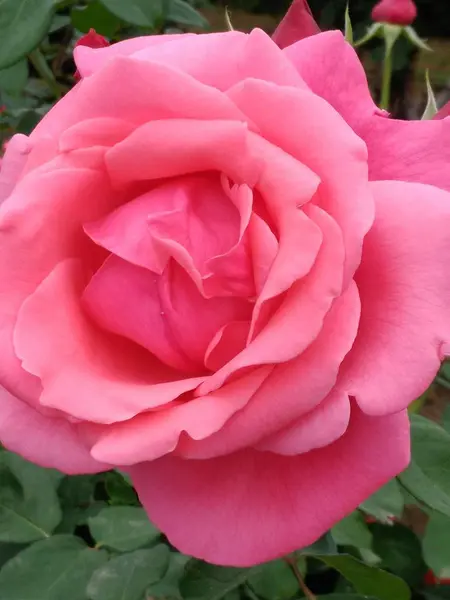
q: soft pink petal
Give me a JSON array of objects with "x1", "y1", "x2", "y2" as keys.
[
  {"x1": 130, "y1": 29, "x2": 305, "y2": 91},
  {"x1": 88, "y1": 366, "x2": 272, "y2": 464},
  {"x1": 33, "y1": 56, "x2": 249, "y2": 141},
  {"x1": 179, "y1": 280, "x2": 360, "y2": 459},
  {"x1": 0, "y1": 166, "x2": 115, "y2": 403},
  {"x1": 198, "y1": 204, "x2": 344, "y2": 396},
  {"x1": 257, "y1": 388, "x2": 350, "y2": 455},
  {"x1": 0, "y1": 134, "x2": 32, "y2": 203},
  {"x1": 0, "y1": 386, "x2": 108, "y2": 474},
  {"x1": 83, "y1": 257, "x2": 252, "y2": 370},
  {"x1": 272, "y1": 0, "x2": 320, "y2": 49},
  {"x1": 228, "y1": 78, "x2": 374, "y2": 284},
  {"x1": 205, "y1": 321, "x2": 250, "y2": 371},
  {"x1": 435, "y1": 101, "x2": 450, "y2": 120},
  {"x1": 130, "y1": 405, "x2": 410, "y2": 566},
  {"x1": 105, "y1": 119, "x2": 260, "y2": 188},
  {"x1": 14, "y1": 259, "x2": 204, "y2": 423},
  {"x1": 86, "y1": 174, "x2": 254, "y2": 298},
  {"x1": 339, "y1": 180, "x2": 450, "y2": 415},
  {"x1": 359, "y1": 116, "x2": 450, "y2": 191},
  {"x1": 248, "y1": 213, "x2": 279, "y2": 295},
  {"x1": 74, "y1": 34, "x2": 191, "y2": 77},
  {"x1": 59, "y1": 117, "x2": 136, "y2": 152},
  {"x1": 284, "y1": 31, "x2": 380, "y2": 129},
  {"x1": 284, "y1": 31, "x2": 450, "y2": 191}
]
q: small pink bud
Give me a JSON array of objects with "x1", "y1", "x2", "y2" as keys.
[{"x1": 371, "y1": 0, "x2": 417, "y2": 26}]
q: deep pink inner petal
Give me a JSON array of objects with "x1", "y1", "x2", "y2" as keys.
[
  {"x1": 83, "y1": 256, "x2": 253, "y2": 371},
  {"x1": 86, "y1": 173, "x2": 256, "y2": 299}
]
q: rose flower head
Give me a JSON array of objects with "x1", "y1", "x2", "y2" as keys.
[{"x1": 0, "y1": 27, "x2": 450, "y2": 567}]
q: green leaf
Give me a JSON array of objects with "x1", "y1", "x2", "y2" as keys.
[
  {"x1": 398, "y1": 415, "x2": 450, "y2": 517},
  {"x1": 403, "y1": 26, "x2": 432, "y2": 52},
  {"x1": 71, "y1": 2, "x2": 121, "y2": 37},
  {"x1": 0, "y1": 543, "x2": 27, "y2": 568},
  {"x1": 332, "y1": 511, "x2": 372, "y2": 549},
  {"x1": 424, "y1": 588, "x2": 450, "y2": 600},
  {"x1": 422, "y1": 70, "x2": 438, "y2": 120},
  {"x1": 147, "y1": 552, "x2": 191, "y2": 600},
  {"x1": 318, "y1": 596, "x2": 379, "y2": 599},
  {"x1": 299, "y1": 532, "x2": 338, "y2": 556},
  {"x1": 104, "y1": 470, "x2": 139, "y2": 506},
  {"x1": 58, "y1": 474, "x2": 99, "y2": 508},
  {"x1": 0, "y1": 0, "x2": 54, "y2": 70},
  {"x1": 354, "y1": 23, "x2": 382, "y2": 48},
  {"x1": 0, "y1": 535, "x2": 108, "y2": 600},
  {"x1": 48, "y1": 14, "x2": 71, "y2": 33},
  {"x1": 312, "y1": 555, "x2": 411, "y2": 600},
  {"x1": 88, "y1": 506, "x2": 160, "y2": 551},
  {"x1": 87, "y1": 544, "x2": 170, "y2": 600},
  {"x1": 0, "y1": 60, "x2": 28, "y2": 95},
  {"x1": 370, "y1": 523, "x2": 426, "y2": 585},
  {"x1": 442, "y1": 404, "x2": 450, "y2": 435},
  {"x1": 0, "y1": 452, "x2": 62, "y2": 542},
  {"x1": 98, "y1": 0, "x2": 162, "y2": 27},
  {"x1": 360, "y1": 478, "x2": 404, "y2": 523},
  {"x1": 181, "y1": 562, "x2": 258, "y2": 600},
  {"x1": 167, "y1": 0, "x2": 208, "y2": 28},
  {"x1": 344, "y1": 4, "x2": 353, "y2": 45},
  {"x1": 247, "y1": 559, "x2": 299, "y2": 600},
  {"x1": 423, "y1": 512, "x2": 450, "y2": 576}
]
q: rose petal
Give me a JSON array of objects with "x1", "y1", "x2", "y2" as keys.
[
  {"x1": 0, "y1": 166, "x2": 115, "y2": 403},
  {"x1": 228, "y1": 78, "x2": 374, "y2": 284},
  {"x1": 105, "y1": 119, "x2": 260, "y2": 189},
  {"x1": 129, "y1": 405, "x2": 410, "y2": 566},
  {"x1": 0, "y1": 385, "x2": 108, "y2": 474},
  {"x1": 284, "y1": 31, "x2": 450, "y2": 192},
  {"x1": 33, "y1": 56, "x2": 249, "y2": 141},
  {"x1": 178, "y1": 280, "x2": 359, "y2": 459},
  {"x1": 88, "y1": 366, "x2": 272, "y2": 464},
  {"x1": 130, "y1": 29, "x2": 305, "y2": 90},
  {"x1": 0, "y1": 134, "x2": 32, "y2": 203},
  {"x1": 83, "y1": 257, "x2": 252, "y2": 370},
  {"x1": 339, "y1": 180, "x2": 450, "y2": 415},
  {"x1": 272, "y1": 0, "x2": 320, "y2": 49},
  {"x1": 14, "y1": 259, "x2": 204, "y2": 423},
  {"x1": 198, "y1": 204, "x2": 344, "y2": 396},
  {"x1": 256, "y1": 388, "x2": 350, "y2": 454},
  {"x1": 74, "y1": 34, "x2": 191, "y2": 77}
]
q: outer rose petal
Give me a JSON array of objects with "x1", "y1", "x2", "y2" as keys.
[
  {"x1": 256, "y1": 388, "x2": 350, "y2": 455},
  {"x1": 435, "y1": 101, "x2": 450, "y2": 120},
  {"x1": 272, "y1": 0, "x2": 320, "y2": 49},
  {"x1": 0, "y1": 166, "x2": 115, "y2": 403},
  {"x1": 0, "y1": 134, "x2": 32, "y2": 203},
  {"x1": 14, "y1": 260, "x2": 205, "y2": 423},
  {"x1": 177, "y1": 280, "x2": 360, "y2": 459},
  {"x1": 130, "y1": 405, "x2": 410, "y2": 566},
  {"x1": 129, "y1": 29, "x2": 306, "y2": 91},
  {"x1": 339, "y1": 180, "x2": 450, "y2": 415},
  {"x1": 285, "y1": 31, "x2": 450, "y2": 191},
  {"x1": 33, "y1": 57, "x2": 248, "y2": 141},
  {"x1": 228, "y1": 78, "x2": 373, "y2": 284},
  {"x1": 0, "y1": 386, "x2": 108, "y2": 474}
]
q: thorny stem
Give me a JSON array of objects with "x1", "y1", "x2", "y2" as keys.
[{"x1": 284, "y1": 556, "x2": 316, "y2": 600}]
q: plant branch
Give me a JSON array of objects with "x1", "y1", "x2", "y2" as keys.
[{"x1": 284, "y1": 556, "x2": 316, "y2": 600}]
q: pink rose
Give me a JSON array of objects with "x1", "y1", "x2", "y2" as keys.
[{"x1": 1, "y1": 28, "x2": 450, "y2": 567}]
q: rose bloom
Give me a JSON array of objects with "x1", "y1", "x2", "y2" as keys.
[{"x1": 0, "y1": 26, "x2": 450, "y2": 567}]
